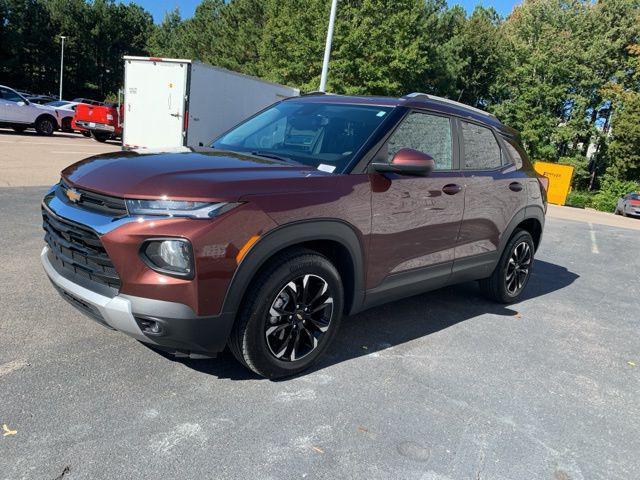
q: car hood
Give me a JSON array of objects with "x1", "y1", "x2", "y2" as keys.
[{"x1": 61, "y1": 148, "x2": 331, "y2": 201}]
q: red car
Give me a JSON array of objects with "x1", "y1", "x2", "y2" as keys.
[
  {"x1": 73, "y1": 102, "x2": 123, "y2": 142},
  {"x1": 41, "y1": 93, "x2": 547, "y2": 378}
]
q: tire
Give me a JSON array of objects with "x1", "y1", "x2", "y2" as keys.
[
  {"x1": 92, "y1": 131, "x2": 110, "y2": 143},
  {"x1": 614, "y1": 208, "x2": 620, "y2": 215},
  {"x1": 228, "y1": 248, "x2": 344, "y2": 379},
  {"x1": 61, "y1": 118, "x2": 73, "y2": 132},
  {"x1": 35, "y1": 116, "x2": 55, "y2": 136},
  {"x1": 12, "y1": 126, "x2": 27, "y2": 133},
  {"x1": 81, "y1": 131, "x2": 91, "y2": 137},
  {"x1": 480, "y1": 229, "x2": 535, "y2": 304}
]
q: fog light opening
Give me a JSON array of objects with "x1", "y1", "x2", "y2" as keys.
[{"x1": 136, "y1": 317, "x2": 164, "y2": 335}]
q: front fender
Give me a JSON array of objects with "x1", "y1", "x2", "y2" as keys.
[{"x1": 220, "y1": 219, "x2": 366, "y2": 318}]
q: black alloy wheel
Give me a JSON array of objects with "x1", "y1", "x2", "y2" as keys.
[
  {"x1": 265, "y1": 274, "x2": 334, "y2": 362},
  {"x1": 36, "y1": 117, "x2": 55, "y2": 136},
  {"x1": 228, "y1": 248, "x2": 344, "y2": 379},
  {"x1": 504, "y1": 240, "x2": 532, "y2": 296},
  {"x1": 480, "y1": 229, "x2": 535, "y2": 303}
]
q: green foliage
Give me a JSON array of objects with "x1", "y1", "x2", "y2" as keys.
[
  {"x1": 560, "y1": 154, "x2": 591, "y2": 191},
  {"x1": 606, "y1": 91, "x2": 640, "y2": 182},
  {"x1": 591, "y1": 175, "x2": 640, "y2": 212},
  {"x1": 565, "y1": 189, "x2": 594, "y2": 208},
  {"x1": 0, "y1": 0, "x2": 152, "y2": 98},
  {"x1": 1, "y1": 0, "x2": 640, "y2": 198}
]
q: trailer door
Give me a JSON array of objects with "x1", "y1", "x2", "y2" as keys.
[{"x1": 124, "y1": 59, "x2": 188, "y2": 149}]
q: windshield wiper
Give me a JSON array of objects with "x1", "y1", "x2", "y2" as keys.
[{"x1": 250, "y1": 151, "x2": 302, "y2": 165}]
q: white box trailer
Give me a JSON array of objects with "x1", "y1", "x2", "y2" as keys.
[{"x1": 122, "y1": 56, "x2": 299, "y2": 149}]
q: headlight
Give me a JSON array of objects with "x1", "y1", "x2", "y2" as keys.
[
  {"x1": 141, "y1": 239, "x2": 193, "y2": 277},
  {"x1": 126, "y1": 199, "x2": 239, "y2": 219}
]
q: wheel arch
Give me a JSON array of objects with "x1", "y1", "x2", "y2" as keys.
[
  {"x1": 35, "y1": 113, "x2": 58, "y2": 129},
  {"x1": 500, "y1": 205, "x2": 545, "y2": 254},
  {"x1": 221, "y1": 219, "x2": 366, "y2": 319}
]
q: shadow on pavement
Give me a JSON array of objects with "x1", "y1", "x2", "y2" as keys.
[{"x1": 162, "y1": 259, "x2": 579, "y2": 381}]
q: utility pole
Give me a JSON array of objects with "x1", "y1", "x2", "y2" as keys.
[
  {"x1": 59, "y1": 36, "x2": 66, "y2": 101},
  {"x1": 319, "y1": 0, "x2": 338, "y2": 92}
]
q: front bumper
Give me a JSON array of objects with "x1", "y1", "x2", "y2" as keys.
[
  {"x1": 41, "y1": 246, "x2": 234, "y2": 355},
  {"x1": 624, "y1": 206, "x2": 640, "y2": 216}
]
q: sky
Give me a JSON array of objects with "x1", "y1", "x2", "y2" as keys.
[{"x1": 135, "y1": 0, "x2": 520, "y2": 24}]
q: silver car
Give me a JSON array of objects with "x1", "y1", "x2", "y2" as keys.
[{"x1": 615, "y1": 192, "x2": 640, "y2": 217}]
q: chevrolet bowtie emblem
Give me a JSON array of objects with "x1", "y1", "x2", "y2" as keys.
[{"x1": 66, "y1": 188, "x2": 81, "y2": 203}]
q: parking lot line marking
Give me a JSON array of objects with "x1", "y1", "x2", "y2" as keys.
[
  {"x1": 0, "y1": 359, "x2": 29, "y2": 378},
  {"x1": 589, "y1": 222, "x2": 599, "y2": 254}
]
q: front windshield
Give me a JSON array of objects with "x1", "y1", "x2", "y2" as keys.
[
  {"x1": 46, "y1": 101, "x2": 69, "y2": 107},
  {"x1": 212, "y1": 101, "x2": 393, "y2": 172}
]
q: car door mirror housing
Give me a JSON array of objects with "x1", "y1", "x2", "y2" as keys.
[
  {"x1": 17, "y1": 101, "x2": 25, "y2": 106},
  {"x1": 371, "y1": 148, "x2": 435, "y2": 177}
]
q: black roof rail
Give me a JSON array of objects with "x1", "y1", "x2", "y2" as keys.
[{"x1": 402, "y1": 92, "x2": 496, "y2": 119}]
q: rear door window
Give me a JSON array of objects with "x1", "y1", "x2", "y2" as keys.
[
  {"x1": 385, "y1": 112, "x2": 453, "y2": 170},
  {"x1": 461, "y1": 121, "x2": 502, "y2": 170}
]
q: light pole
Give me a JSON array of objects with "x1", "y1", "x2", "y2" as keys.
[
  {"x1": 59, "y1": 36, "x2": 66, "y2": 100},
  {"x1": 319, "y1": 0, "x2": 338, "y2": 92}
]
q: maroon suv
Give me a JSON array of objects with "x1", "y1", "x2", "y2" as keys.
[{"x1": 41, "y1": 92, "x2": 547, "y2": 378}]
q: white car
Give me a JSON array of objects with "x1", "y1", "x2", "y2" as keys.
[
  {"x1": 615, "y1": 192, "x2": 640, "y2": 218},
  {"x1": 0, "y1": 85, "x2": 74, "y2": 135}
]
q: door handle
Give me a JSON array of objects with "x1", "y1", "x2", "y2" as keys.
[
  {"x1": 509, "y1": 182, "x2": 523, "y2": 192},
  {"x1": 442, "y1": 184, "x2": 463, "y2": 195}
]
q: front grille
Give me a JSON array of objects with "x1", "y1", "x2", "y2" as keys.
[
  {"x1": 60, "y1": 181, "x2": 127, "y2": 216},
  {"x1": 42, "y1": 206, "x2": 121, "y2": 290}
]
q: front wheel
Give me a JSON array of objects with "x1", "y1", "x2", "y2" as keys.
[
  {"x1": 228, "y1": 248, "x2": 344, "y2": 379},
  {"x1": 35, "y1": 116, "x2": 55, "y2": 136},
  {"x1": 480, "y1": 229, "x2": 535, "y2": 303}
]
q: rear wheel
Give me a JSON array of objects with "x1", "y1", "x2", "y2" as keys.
[
  {"x1": 228, "y1": 248, "x2": 343, "y2": 379},
  {"x1": 480, "y1": 229, "x2": 534, "y2": 303},
  {"x1": 35, "y1": 116, "x2": 55, "y2": 136},
  {"x1": 92, "y1": 131, "x2": 110, "y2": 143},
  {"x1": 61, "y1": 118, "x2": 73, "y2": 132}
]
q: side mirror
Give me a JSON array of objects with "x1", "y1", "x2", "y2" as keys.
[
  {"x1": 16, "y1": 101, "x2": 25, "y2": 106},
  {"x1": 371, "y1": 148, "x2": 435, "y2": 177}
]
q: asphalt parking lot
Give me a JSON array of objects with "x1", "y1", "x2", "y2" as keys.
[{"x1": 1, "y1": 132, "x2": 639, "y2": 479}]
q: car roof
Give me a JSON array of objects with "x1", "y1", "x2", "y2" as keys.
[{"x1": 286, "y1": 92, "x2": 513, "y2": 134}]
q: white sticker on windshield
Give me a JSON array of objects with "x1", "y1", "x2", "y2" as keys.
[
  {"x1": 317, "y1": 164, "x2": 336, "y2": 173},
  {"x1": 377, "y1": 111, "x2": 387, "y2": 117}
]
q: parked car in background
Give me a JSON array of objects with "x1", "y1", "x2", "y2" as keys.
[
  {"x1": 0, "y1": 85, "x2": 72, "y2": 135},
  {"x1": 71, "y1": 97, "x2": 104, "y2": 106},
  {"x1": 67, "y1": 99, "x2": 105, "y2": 136},
  {"x1": 615, "y1": 192, "x2": 640, "y2": 217},
  {"x1": 40, "y1": 92, "x2": 547, "y2": 378},
  {"x1": 26, "y1": 94, "x2": 57, "y2": 105},
  {"x1": 73, "y1": 102, "x2": 123, "y2": 142}
]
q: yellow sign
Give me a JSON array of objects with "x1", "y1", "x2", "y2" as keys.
[{"x1": 533, "y1": 161, "x2": 575, "y2": 206}]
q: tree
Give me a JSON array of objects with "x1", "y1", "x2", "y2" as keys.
[
  {"x1": 449, "y1": 6, "x2": 508, "y2": 108},
  {"x1": 147, "y1": 9, "x2": 187, "y2": 59},
  {"x1": 606, "y1": 90, "x2": 640, "y2": 181}
]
